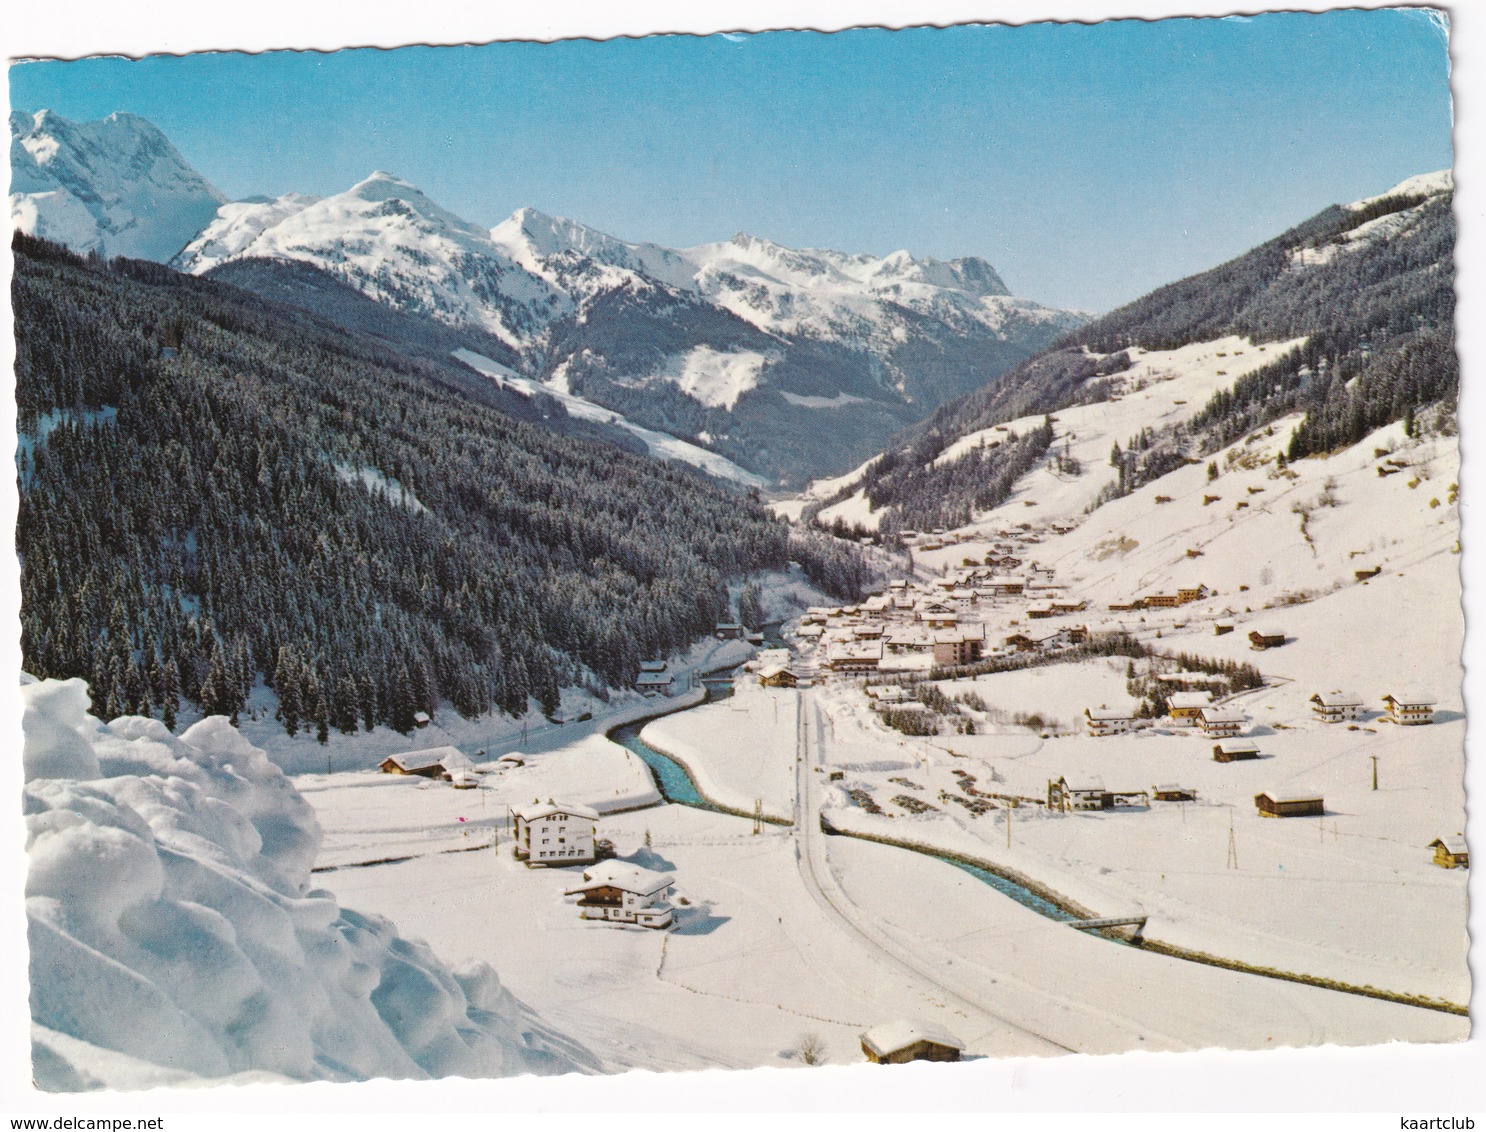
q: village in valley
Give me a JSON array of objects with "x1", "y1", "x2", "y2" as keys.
[
  {"x1": 11, "y1": 10, "x2": 1469, "y2": 1097},
  {"x1": 299, "y1": 333, "x2": 1467, "y2": 1069}
]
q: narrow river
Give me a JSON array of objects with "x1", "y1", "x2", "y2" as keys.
[{"x1": 608, "y1": 669, "x2": 1102, "y2": 932}]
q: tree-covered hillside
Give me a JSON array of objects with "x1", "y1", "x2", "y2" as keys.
[
  {"x1": 840, "y1": 184, "x2": 1455, "y2": 530},
  {"x1": 14, "y1": 235, "x2": 873, "y2": 737}
]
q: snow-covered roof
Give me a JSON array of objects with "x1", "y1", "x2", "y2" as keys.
[
  {"x1": 757, "y1": 664, "x2": 797, "y2": 680},
  {"x1": 860, "y1": 1019, "x2": 965, "y2": 1057},
  {"x1": 1383, "y1": 692, "x2": 1437, "y2": 707},
  {"x1": 636, "y1": 671, "x2": 675, "y2": 687},
  {"x1": 1311, "y1": 690, "x2": 1363, "y2": 707},
  {"x1": 1200, "y1": 708, "x2": 1246, "y2": 724},
  {"x1": 1086, "y1": 705, "x2": 1136, "y2": 721},
  {"x1": 1429, "y1": 835, "x2": 1468, "y2": 855},
  {"x1": 638, "y1": 660, "x2": 668, "y2": 672},
  {"x1": 513, "y1": 799, "x2": 600, "y2": 823},
  {"x1": 383, "y1": 746, "x2": 469, "y2": 773},
  {"x1": 567, "y1": 860, "x2": 674, "y2": 897},
  {"x1": 1169, "y1": 691, "x2": 1214, "y2": 709},
  {"x1": 1216, "y1": 739, "x2": 1260, "y2": 753}
]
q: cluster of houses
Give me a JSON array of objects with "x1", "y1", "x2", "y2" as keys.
[
  {"x1": 792, "y1": 563, "x2": 1101, "y2": 680},
  {"x1": 1082, "y1": 685, "x2": 1435, "y2": 742},
  {"x1": 1309, "y1": 690, "x2": 1437, "y2": 726},
  {"x1": 635, "y1": 659, "x2": 677, "y2": 696},
  {"x1": 1083, "y1": 698, "x2": 1245, "y2": 739},
  {"x1": 510, "y1": 798, "x2": 677, "y2": 928}
]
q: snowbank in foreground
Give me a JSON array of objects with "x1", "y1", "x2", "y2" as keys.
[{"x1": 22, "y1": 677, "x2": 594, "y2": 1090}]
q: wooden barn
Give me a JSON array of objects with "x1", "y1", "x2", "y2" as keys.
[
  {"x1": 1255, "y1": 792, "x2": 1324, "y2": 818},
  {"x1": 1428, "y1": 836, "x2": 1469, "y2": 869},
  {"x1": 859, "y1": 1020, "x2": 965, "y2": 1065},
  {"x1": 1212, "y1": 739, "x2": 1261, "y2": 762},
  {"x1": 1152, "y1": 784, "x2": 1197, "y2": 802},
  {"x1": 379, "y1": 746, "x2": 472, "y2": 780},
  {"x1": 1248, "y1": 629, "x2": 1286, "y2": 650},
  {"x1": 758, "y1": 664, "x2": 799, "y2": 689}
]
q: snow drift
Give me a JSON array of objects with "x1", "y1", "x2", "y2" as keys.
[{"x1": 22, "y1": 676, "x2": 595, "y2": 1090}]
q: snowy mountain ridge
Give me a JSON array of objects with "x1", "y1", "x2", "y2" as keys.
[
  {"x1": 8, "y1": 110, "x2": 1085, "y2": 484},
  {"x1": 176, "y1": 171, "x2": 569, "y2": 347},
  {"x1": 10, "y1": 109, "x2": 227, "y2": 262}
]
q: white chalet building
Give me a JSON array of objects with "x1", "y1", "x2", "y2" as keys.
[
  {"x1": 564, "y1": 861, "x2": 675, "y2": 929},
  {"x1": 1382, "y1": 692, "x2": 1436, "y2": 726},
  {"x1": 1309, "y1": 690, "x2": 1364, "y2": 723},
  {"x1": 1198, "y1": 707, "x2": 1247, "y2": 738},
  {"x1": 1085, "y1": 705, "x2": 1139, "y2": 736},
  {"x1": 512, "y1": 799, "x2": 600, "y2": 865}
]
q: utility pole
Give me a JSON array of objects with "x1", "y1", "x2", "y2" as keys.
[
  {"x1": 753, "y1": 798, "x2": 764, "y2": 836},
  {"x1": 1005, "y1": 800, "x2": 1013, "y2": 848},
  {"x1": 1226, "y1": 806, "x2": 1239, "y2": 870},
  {"x1": 1371, "y1": 755, "x2": 1379, "y2": 791}
]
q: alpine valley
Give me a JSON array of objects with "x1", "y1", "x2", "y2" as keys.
[{"x1": 10, "y1": 99, "x2": 1466, "y2": 1094}]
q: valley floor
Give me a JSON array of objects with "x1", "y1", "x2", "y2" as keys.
[{"x1": 307, "y1": 678, "x2": 1466, "y2": 1075}]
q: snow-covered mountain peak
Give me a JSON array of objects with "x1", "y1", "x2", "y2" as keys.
[
  {"x1": 492, "y1": 205, "x2": 627, "y2": 261},
  {"x1": 336, "y1": 170, "x2": 489, "y2": 237},
  {"x1": 175, "y1": 172, "x2": 568, "y2": 346},
  {"x1": 867, "y1": 250, "x2": 1010, "y2": 298},
  {"x1": 11, "y1": 108, "x2": 227, "y2": 262}
]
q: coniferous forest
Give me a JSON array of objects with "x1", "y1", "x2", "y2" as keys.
[{"x1": 14, "y1": 234, "x2": 873, "y2": 737}]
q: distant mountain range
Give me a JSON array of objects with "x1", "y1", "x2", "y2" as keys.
[{"x1": 10, "y1": 110, "x2": 1087, "y2": 486}]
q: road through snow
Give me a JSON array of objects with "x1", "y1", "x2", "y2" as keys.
[{"x1": 790, "y1": 688, "x2": 1080, "y2": 1054}]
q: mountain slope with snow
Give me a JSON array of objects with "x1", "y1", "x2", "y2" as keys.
[
  {"x1": 809, "y1": 169, "x2": 1454, "y2": 531},
  {"x1": 23, "y1": 675, "x2": 595, "y2": 1089},
  {"x1": 177, "y1": 172, "x2": 568, "y2": 348},
  {"x1": 10, "y1": 110, "x2": 227, "y2": 262},
  {"x1": 191, "y1": 186, "x2": 1083, "y2": 483}
]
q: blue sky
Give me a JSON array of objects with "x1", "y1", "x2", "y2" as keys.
[{"x1": 9, "y1": 9, "x2": 1453, "y2": 312}]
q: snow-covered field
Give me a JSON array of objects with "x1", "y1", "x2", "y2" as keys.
[
  {"x1": 640, "y1": 679, "x2": 799, "y2": 820},
  {"x1": 314, "y1": 686, "x2": 1465, "y2": 1079},
  {"x1": 813, "y1": 335, "x2": 1308, "y2": 531}
]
